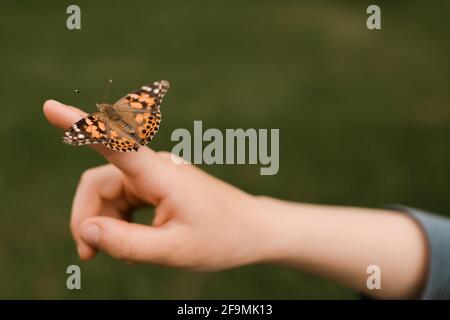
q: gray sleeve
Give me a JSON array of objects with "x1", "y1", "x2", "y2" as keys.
[{"x1": 389, "y1": 205, "x2": 450, "y2": 300}]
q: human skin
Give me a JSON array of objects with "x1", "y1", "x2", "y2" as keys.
[{"x1": 43, "y1": 99, "x2": 428, "y2": 299}]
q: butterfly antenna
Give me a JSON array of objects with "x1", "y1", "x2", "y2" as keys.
[{"x1": 101, "y1": 79, "x2": 113, "y2": 103}]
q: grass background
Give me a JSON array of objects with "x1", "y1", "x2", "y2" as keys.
[{"x1": 0, "y1": 0, "x2": 449, "y2": 299}]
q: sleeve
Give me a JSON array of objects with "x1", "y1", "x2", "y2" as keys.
[{"x1": 388, "y1": 205, "x2": 450, "y2": 300}]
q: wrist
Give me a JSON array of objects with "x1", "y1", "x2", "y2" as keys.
[{"x1": 246, "y1": 195, "x2": 305, "y2": 266}]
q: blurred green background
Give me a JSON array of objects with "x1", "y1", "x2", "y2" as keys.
[{"x1": 0, "y1": 0, "x2": 449, "y2": 299}]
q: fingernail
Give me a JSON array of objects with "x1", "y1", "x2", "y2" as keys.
[{"x1": 80, "y1": 224, "x2": 102, "y2": 245}]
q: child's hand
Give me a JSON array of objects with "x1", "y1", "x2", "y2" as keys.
[
  {"x1": 43, "y1": 100, "x2": 270, "y2": 271},
  {"x1": 43, "y1": 99, "x2": 428, "y2": 298}
]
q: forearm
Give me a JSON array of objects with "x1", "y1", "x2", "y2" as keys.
[{"x1": 254, "y1": 197, "x2": 428, "y2": 299}]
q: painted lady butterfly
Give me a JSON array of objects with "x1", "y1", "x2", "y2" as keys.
[{"x1": 63, "y1": 80, "x2": 169, "y2": 152}]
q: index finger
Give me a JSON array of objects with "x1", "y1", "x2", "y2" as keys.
[{"x1": 43, "y1": 99, "x2": 168, "y2": 178}]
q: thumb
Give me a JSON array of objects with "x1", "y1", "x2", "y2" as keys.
[{"x1": 79, "y1": 216, "x2": 176, "y2": 263}]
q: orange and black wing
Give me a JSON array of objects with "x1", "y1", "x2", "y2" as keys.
[
  {"x1": 63, "y1": 112, "x2": 109, "y2": 146},
  {"x1": 113, "y1": 80, "x2": 169, "y2": 146},
  {"x1": 63, "y1": 112, "x2": 140, "y2": 152}
]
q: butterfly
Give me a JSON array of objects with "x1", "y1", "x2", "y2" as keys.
[{"x1": 63, "y1": 80, "x2": 169, "y2": 152}]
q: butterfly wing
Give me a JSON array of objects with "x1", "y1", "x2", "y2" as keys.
[
  {"x1": 113, "y1": 80, "x2": 169, "y2": 146},
  {"x1": 62, "y1": 80, "x2": 169, "y2": 152},
  {"x1": 104, "y1": 120, "x2": 141, "y2": 152},
  {"x1": 63, "y1": 112, "x2": 140, "y2": 152},
  {"x1": 63, "y1": 112, "x2": 109, "y2": 146}
]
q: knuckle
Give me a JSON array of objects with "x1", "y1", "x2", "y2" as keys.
[
  {"x1": 79, "y1": 168, "x2": 98, "y2": 185},
  {"x1": 69, "y1": 220, "x2": 78, "y2": 236},
  {"x1": 159, "y1": 151, "x2": 191, "y2": 167}
]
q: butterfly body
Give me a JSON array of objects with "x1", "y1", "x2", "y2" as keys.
[
  {"x1": 97, "y1": 103, "x2": 119, "y2": 119},
  {"x1": 97, "y1": 103, "x2": 135, "y2": 133},
  {"x1": 63, "y1": 80, "x2": 169, "y2": 152}
]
